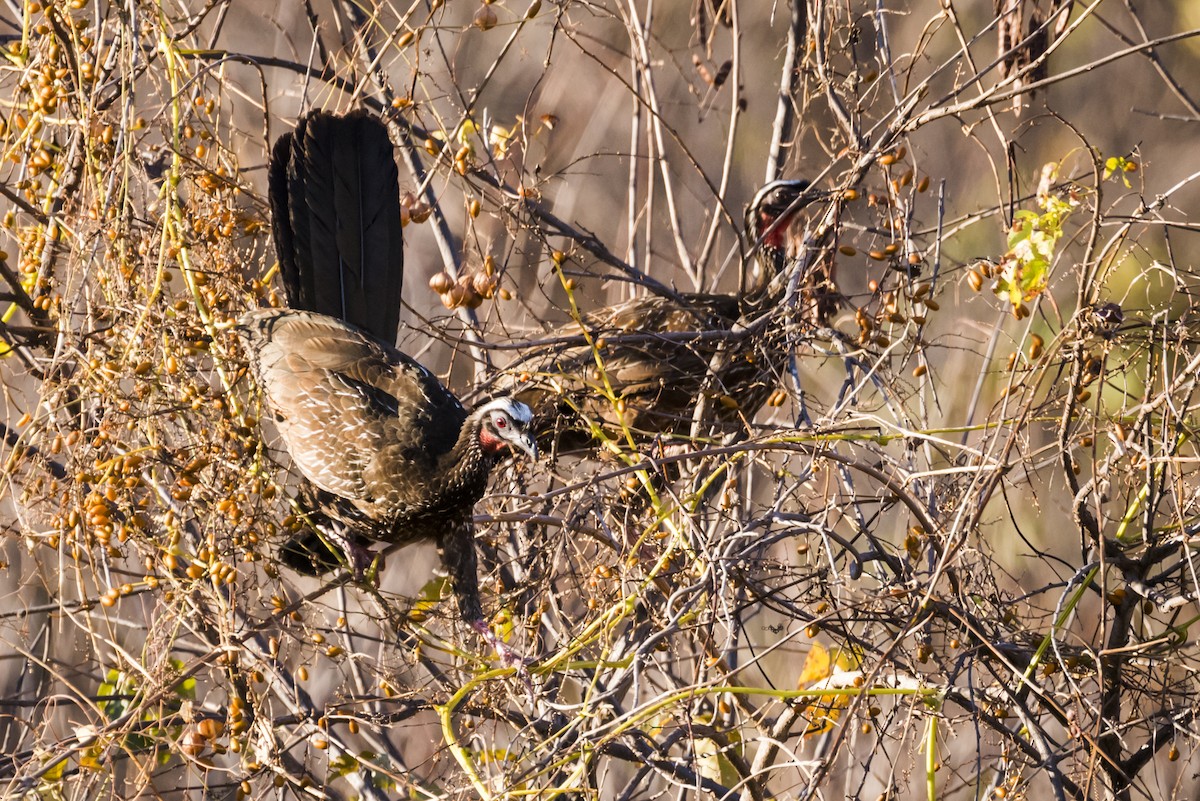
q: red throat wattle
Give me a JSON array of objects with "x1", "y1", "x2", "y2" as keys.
[
  {"x1": 760, "y1": 210, "x2": 791, "y2": 251},
  {"x1": 479, "y1": 428, "x2": 507, "y2": 455}
]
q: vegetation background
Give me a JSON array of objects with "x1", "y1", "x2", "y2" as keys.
[{"x1": 0, "y1": 0, "x2": 1198, "y2": 798}]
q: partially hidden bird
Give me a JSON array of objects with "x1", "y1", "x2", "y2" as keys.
[
  {"x1": 237, "y1": 110, "x2": 536, "y2": 648},
  {"x1": 509, "y1": 178, "x2": 824, "y2": 446}
]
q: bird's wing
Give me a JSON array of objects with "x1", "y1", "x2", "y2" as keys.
[{"x1": 240, "y1": 310, "x2": 468, "y2": 502}]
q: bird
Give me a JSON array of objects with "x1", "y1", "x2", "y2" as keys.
[
  {"x1": 239, "y1": 110, "x2": 537, "y2": 645},
  {"x1": 508, "y1": 178, "x2": 824, "y2": 446}
]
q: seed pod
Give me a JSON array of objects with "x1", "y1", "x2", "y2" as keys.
[
  {"x1": 447, "y1": 284, "x2": 471, "y2": 308},
  {"x1": 196, "y1": 718, "x2": 224, "y2": 740},
  {"x1": 713, "y1": 60, "x2": 732, "y2": 87},
  {"x1": 409, "y1": 201, "x2": 432, "y2": 223},
  {"x1": 917, "y1": 175, "x2": 930, "y2": 193},
  {"x1": 473, "y1": 4, "x2": 497, "y2": 29},
  {"x1": 879, "y1": 153, "x2": 897, "y2": 166},
  {"x1": 912, "y1": 364, "x2": 927, "y2": 378},
  {"x1": 472, "y1": 272, "x2": 497, "y2": 299},
  {"x1": 179, "y1": 727, "x2": 207, "y2": 757},
  {"x1": 967, "y1": 269, "x2": 983, "y2": 292},
  {"x1": 429, "y1": 271, "x2": 453, "y2": 294},
  {"x1": 839, "y1": 245, "x2": 857, "y2": 257},
  {"x1": 1028, "y1": 333, "x2": 1044, "y2": 360}
]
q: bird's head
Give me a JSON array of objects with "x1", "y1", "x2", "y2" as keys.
[
  {"x1": 475, "y1": 398, "x2": 538, "y2": 461},
  {"x1": 744, "y1": 178, "x2": 815, "y2": 252},
  {"x1": 743, "y1": 178, "x2": 827, "y2": 293}
]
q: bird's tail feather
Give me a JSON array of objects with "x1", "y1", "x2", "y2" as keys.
[{"x1": 270, "y1": 110, "x2": 405, "y2": 346}]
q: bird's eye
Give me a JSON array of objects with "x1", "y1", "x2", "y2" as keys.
[{"x1": 494, "y1": 415, "x2": 508, "y2": 429}]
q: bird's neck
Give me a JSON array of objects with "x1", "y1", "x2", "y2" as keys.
[
  {"x1": 743, "y1": 243, "x2": 787, "y2": 309},
  {"x1": 439, "y1": 411, "x2": 500, "y2": 493}
]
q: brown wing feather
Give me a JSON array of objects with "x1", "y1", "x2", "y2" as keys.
[{"x1": 239, "y1": 309, "x2": 468, "y2": 510}]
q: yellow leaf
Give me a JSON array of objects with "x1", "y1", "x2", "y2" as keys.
[
  {"x1": 490, "y1": 123, "x2": 515, "y2": 158},
  {"x1": 456, "y1": 119, "x2": 481, "y2": 143},
  {"x1": 797, "y1": 642, "x2": 832, "y2": 687},
  {"x1": 801, "y1": 699, "x2": 843, "y2": 738},
  {"x1": 796, "y1": 640, "x2": 860, "y2": 738}
]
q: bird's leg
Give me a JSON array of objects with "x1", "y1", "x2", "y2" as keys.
[
  {"x1": 440, "y1": 521, "x2": 530, "y2": 674},
  {"x1": 322, "y1": 521, "x2": 378, "y2": 585},
  {"x1": 472, "y1": 619, "x2": 527, "y2": 671}
]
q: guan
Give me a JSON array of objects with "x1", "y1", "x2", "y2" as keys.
[
  {"x1": 238, "y1": 111, "x2": 536, "y2": 653},
  {"x1": 508, "y1": 178, "x2": 825, "y2": 445}
]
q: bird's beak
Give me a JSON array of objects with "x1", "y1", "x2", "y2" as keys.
[{"x1": 514, "y1": 434, "x2": 538, "y2": 462}]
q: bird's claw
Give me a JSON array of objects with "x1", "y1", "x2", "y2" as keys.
[
  {"x1": 473, "y1": 620, "x2": 535, "y2": 701},
  {"x1": 346, "y1": 542, "x2": 380, "y2": 587},
  {"x1": 472, "y1": 619, "x2": 525, "y2": 668}
]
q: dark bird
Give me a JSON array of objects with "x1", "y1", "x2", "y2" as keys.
[
  {"x1": 239, "y1": 111, "x2": 536, "y2": 646},
  {"x1": 509, "y1": 178, "x2": 824, "y2": 446}
]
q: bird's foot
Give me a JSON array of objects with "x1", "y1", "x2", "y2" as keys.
[
  {"x1": 319, "y1": 522, "x2": 380, "y2": 586},
  {"x1": 472, "y1": 619, "x2": 527, "y2": 670},
  {"x1": 473, "y1": 619, "x2": 535, "y2": 702},
  {"x1": 346, "y1": 541, "x2": 380, "y2": 586}
]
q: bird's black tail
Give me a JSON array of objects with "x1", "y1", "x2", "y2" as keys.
[
  {"x1": 279, "y1": 527, "x2": 347, "y2": 575},
  {"x1": 269, "y1": 110, "x2": 405, "y2": 346}
]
